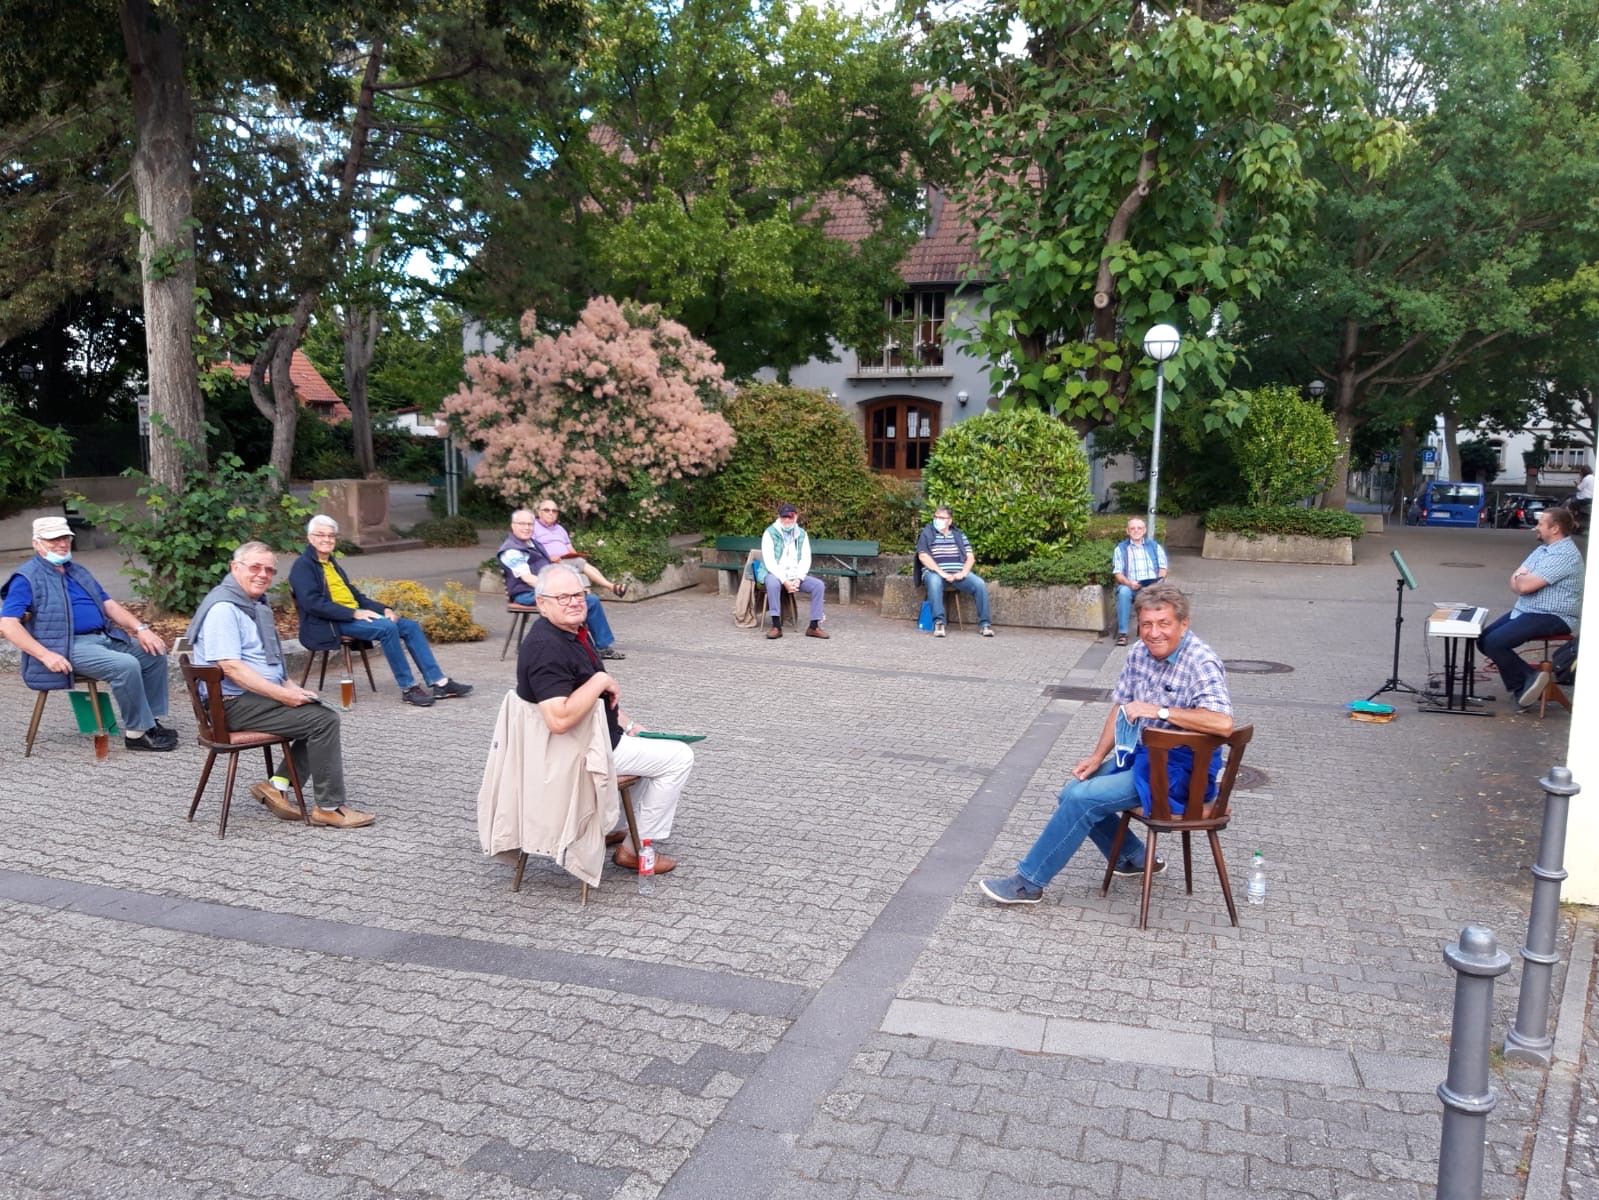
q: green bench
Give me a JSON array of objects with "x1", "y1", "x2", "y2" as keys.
[{"x1": 701, "y1": 535, "x2": 880, "y2": 604}]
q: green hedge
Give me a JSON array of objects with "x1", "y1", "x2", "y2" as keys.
[
  {"x1": 984, "y1": 539, "x2": 1118, "y2": 588},
  {"x1": 1204, "y1": 505, "x2": 1364, "y2": 539}
]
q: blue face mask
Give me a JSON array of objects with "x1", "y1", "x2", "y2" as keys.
[{"x1": 43, "y1": 551, "x2": 71, "y2": 566}]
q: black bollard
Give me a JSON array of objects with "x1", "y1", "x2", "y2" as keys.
[
  {"x1": 1437, "y1": 925, "x2": 1511, "y2": 1200},
  {"x1": 1504, "y1": 766, "x2": 1581, "y2": 1066}
]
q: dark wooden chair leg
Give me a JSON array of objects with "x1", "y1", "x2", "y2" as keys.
[
  {"x1": 1138, "y1": 832, "x2": 1160, "y2": 930},
  {"x1": 501, "y1": 611, "x2": 531, "y2": 661},
  {"x1": 24, "y1": 690, "x2": 47, "y2": 757},
  {"x1": 1182, "y1": 831, "x2": 1195, "y2": 894},
  {"x1": 218, "y1": 752, "x2": 244, "y2": 838},
  {"x1": 279, "y1": 751, "x2": 310, "y2": 822},
  {"x1": 1101, "y1": 812, "x2": 1132, "y2": 896},
  {"x1": 1209, "y1": 831, "x2": 1239, "y2": 926},
  {"x1": 617, "y1": 780, "x2": 644, "y2": 856},
  {"x1": 189, "y1": 751, "x2": 219, "y2": 822},
  {"x1": 354, "y1": 642, "x2": 377, "y2": 691},
  {"x1": 512, "y1": 850, "x2": 529, "y2": 892}
]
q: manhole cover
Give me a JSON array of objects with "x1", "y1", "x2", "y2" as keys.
[
  {"x1": 1042, "y1": 684, "x2": 1113, "y2": 702},
  {"x1": 1440, "y1": 562, "x2": 1487, "y2": 568},
  {"x1": 1232, "y1": 765, "x2": 1268, "y2": 791},
  {"x1": 1222, "y1": 660, "x2": 1294, "y2": 675}
]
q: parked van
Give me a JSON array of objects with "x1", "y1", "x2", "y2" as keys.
[{"x1": 1406, "y1": 480, "x2": 1487, "y2": 527}]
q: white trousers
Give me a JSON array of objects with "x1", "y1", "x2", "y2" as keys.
[{"x1": 609, "y1": 734, "x2": 693, "y2": 841}]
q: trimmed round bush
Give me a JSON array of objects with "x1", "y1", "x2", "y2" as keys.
[{"x1": 921, "y1": 408, "x2": 1093, "y2": 563}]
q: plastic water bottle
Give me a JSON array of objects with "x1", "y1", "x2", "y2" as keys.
[
  {"x1": 1247, "y1": 851, "x2": 1267, "y2": 906},
  {"x1": 637, "y1": 839, "x2": 656, "y2": 896}
]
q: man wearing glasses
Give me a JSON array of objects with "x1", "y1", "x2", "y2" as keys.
[
  {"x1": 188, "y1": 542, "x2": 374, "y2": 829},
  {"x1": 517, "y1": 562, "x2": 692, "y2": 872},
  {"x1": 1, "y1": 515, "x2": 178, "y2": 751},
  {"x1": 289, "y1": 514, "x2": 473, "y2": 707},
  {"x1": 498, "y1": 509, "x2": 625, "y2": 660},
  {"x1": 530, "y1": 498, "x2": 628, "y2": 599}
]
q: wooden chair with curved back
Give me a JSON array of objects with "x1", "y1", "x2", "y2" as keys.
[
  {"x1": 1101, "y1": 724, "x2": 1256, "y2": 929},
  {"x1": 180, "y1": 660, "x2": 310, "y2": 837}
]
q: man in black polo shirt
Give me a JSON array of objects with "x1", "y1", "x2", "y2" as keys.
[{"x1": 517, "y1": 562, "x2": 692, "y2": 872}]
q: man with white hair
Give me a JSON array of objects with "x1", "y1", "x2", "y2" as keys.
[
  {"x1": 1, "y1": 515, "x2": 177, "y2": 750},
  {"x1": 518, "y1": 561, "x2": 692, "y2": 872},
  {"x1": 288, "y1": 514, "x2": 473, "y2": 707}
]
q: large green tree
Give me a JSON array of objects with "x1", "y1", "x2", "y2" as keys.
[
  {"x1": 466, "y1": 0, "x2": 931, "y2": 379},
  {"x1": 1236, "y1": 0, "x2": 1599, "y2": 509},
  {"x1": 908, "y1": 0, "x2": 1399, "y2": 437}
]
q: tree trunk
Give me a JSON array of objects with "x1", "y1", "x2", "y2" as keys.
[
  {"x1": 341, "y1": 301, "x2": 382, "y2": 477},
  {"x1": 1396, "y1": 422, "x2": 1418, "y2": 516},
  {"x1": 120, "y1": 0, "x2": 206, "y2": 490},
  {"x1": 247, "y1": 296, "x2": 315, "y2": 488},
  {"x1": 1441, "y1": 409, "x2": 1461, "y2": 481}
]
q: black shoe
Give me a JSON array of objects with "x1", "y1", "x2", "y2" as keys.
[
  {"x1": 432, "y1": 677, "x2": 474, "y2": 699},
  {"x1": 146, "y1": 721, "x2": 179, "y2": 748},
  {"x1": 598, "y1": 646, "x2": 626, "y2": 660},
  {"x1": 1111, "y1": 857, "x2": 1166, "y2": 879},
  {"x1": 401, "y1": 684, "x2": 436, "y2": 707},
  {"x1": 125, "y1": 731, "x2": 176, "y2": 753}
]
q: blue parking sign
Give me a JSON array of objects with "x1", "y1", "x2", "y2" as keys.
[{"x1": 1423, "y1": 448, "x2": 1437, "y2": 463}]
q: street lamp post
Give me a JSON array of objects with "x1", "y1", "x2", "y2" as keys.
[{"x1": 1142, "y1": 324, "x2": 1181, "y2": 537}]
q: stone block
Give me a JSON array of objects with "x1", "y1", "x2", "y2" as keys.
[
  {"x1": 1201, "y1": 530, "x2": 1355, "y2": 566},
  {"x1": 879, "y1": 573, "x2": 1111, "y2": 632}
]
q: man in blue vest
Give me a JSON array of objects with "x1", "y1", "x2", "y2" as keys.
[
  {"x1": 0, "y1": 516, "x2": 177, "y2": 751},
  {"x1": 499, "y1": 508, "x2": 624, "y2": 659}
]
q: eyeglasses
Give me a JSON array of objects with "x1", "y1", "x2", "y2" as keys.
[
  {"x1": 309, "y1": 531, "x2": 337, "y2": 540},
  {"x1": 540, "y1": 591, "x2": 586, "y2": 605},
  {"x1": 239, "y1": 563, "x2": 277, "y2": 577},
  {"x1": 537, "y1": 507, "x2": 557, "y2": 514}
]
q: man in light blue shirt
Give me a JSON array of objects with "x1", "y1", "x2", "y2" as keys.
[
  {"x1": 1479, "y1": 507, "x2": 1584, "y2": 709},
  {"x1": 1111, "y1": 517, "x2": 1168, "y2": 646}
]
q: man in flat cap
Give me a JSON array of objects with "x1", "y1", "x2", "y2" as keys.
[{"x1": 1, "y1": 516, "x2": 177, "y2": 750}]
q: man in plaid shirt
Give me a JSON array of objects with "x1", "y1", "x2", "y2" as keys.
[
  {"x1": 981, "y1": 584, "x2": 1233, "y2": 905},
  {"x1": 1111, "y1": 517, "x2": 1168, "y2": 646}
]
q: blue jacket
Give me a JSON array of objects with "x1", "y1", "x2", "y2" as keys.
[
  {"x1": 288, "y1": 545, "x2": 383, "y2": 651},
  {"x1": 1, "y1": 557, "x2": 112, "y2": 690}
]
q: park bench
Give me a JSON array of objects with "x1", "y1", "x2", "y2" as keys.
[{"x1": 700, "y1": 535, "x2": 880, "y2": 604}]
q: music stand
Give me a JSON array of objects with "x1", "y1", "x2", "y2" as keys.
[{"x1": 1368, "y1": 550, "x2": 1422, "y2": 701}]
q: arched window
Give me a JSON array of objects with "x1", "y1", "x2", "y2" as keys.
[{"x1": 865, "y1": 398, "x2": 940, "y2": 479}]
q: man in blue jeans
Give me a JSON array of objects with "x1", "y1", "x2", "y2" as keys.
[
  {"x1": 1111, "y1": 517, "x2": 1168, "y2": 646},
  {"x1": 915, "y1": 505, "x2": 994, "y2": 638},
  {"x1": 980, "y1": 584, "x2": 1233, "y2": 905},
  {"x1": 498, "y1": 508, "x2": 624, "y2": 659},
  {"x1": 1478, "y1": 506, "x2": 1583, "y2": 709},
  {"x1": 289, "y1": 515, "x2": 473, "y2": 707}
]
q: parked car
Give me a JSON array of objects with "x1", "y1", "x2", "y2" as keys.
[
  {"x1": 1406, "y1": 480, "x2": 1488, "y2": 527},
  {"x1": 1494, "y1": 493, "x2": 1552, "y2": 529}
]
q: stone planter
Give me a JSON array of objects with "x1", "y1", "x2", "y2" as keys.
[
  {"x1": 1202, "y1": 530, "x2": 1354, "y2": 566},
  {"x1": 880, "y1": 573, "x2": 1111, "y2": 633}
]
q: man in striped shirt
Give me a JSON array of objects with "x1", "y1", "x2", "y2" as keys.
[
  {"x1": 1111, "y1": 517, "x2": 1168, "y2": 647},
  {"x1": 915, "y1": 505, "x2": 994, "y2": 638},
  {"x1": 1479, "y1": 506, "x2": 1584, "y2": 709}
]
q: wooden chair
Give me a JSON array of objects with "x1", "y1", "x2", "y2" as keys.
[
  {"x1": 512, "y1": 775, "x2": 644, "y2": 905},
  {"x1": 298, "y1": 635, "x2": 377, "y2": 698},
  {"x1": 24, "y1": 679, "x2": 111, "y2": 757},
  {"x1": 502, "y1": 603, "x2": 538, "y2": 660},
  {"x1": 1527, "y1": 634, "x2": 1574, "y2": 719},
  {"x1": 1101, "y1": 725, "x2": 1256, "y2": 929},
  {"x1": 180, "y1": 661, "x2": 309, "y2": 838}
]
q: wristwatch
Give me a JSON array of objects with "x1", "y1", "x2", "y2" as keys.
[
  {"x1": 134, "y1": 623, "x2": 150, "y2": 632},
  {"x1": 1157, "y1": 706, "x2": 1171, "y2": 722}
]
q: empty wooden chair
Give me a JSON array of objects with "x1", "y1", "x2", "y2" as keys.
[{"x1": 1101, "y1": 724, "x2": 1256, "y2": 929}]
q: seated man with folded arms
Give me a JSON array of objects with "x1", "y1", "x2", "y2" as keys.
[
  {"x1": 1479, "y1": 505, "x2": 1584, "y2": 709},
  {"x1": 499, "y1": 508, "x2": 625, "y2": 659},
  {"x1": 979, "y1": 584, "x2": 1232, "y2": 905},
  {"x1": 531, "y1": 497, "x2": 629, "y2": 598},
  {"x1": 1, "y1": 515, "x2": 177, "y2": 751},
  {"x1": 188, "y1": 542, "x2": 374, "y2": 829},
  {"x1": 518, "y1": 562, "x2": 692, "y2": 871},
  {"x1": 289, "y1": 514, "x2": 473, "y2": 708}
]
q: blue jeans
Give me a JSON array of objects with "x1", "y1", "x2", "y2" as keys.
[
  {"x1": 925, "y1": 572, "x2": 991, "y2": 626},
  {"x1": 1016, "y1": 760, "x2": 1148, "y2": 888},
  {"x1": 1116, "y1": 580, "x2": 1161, "y2": 635},
  {"x1": 335, "y1": 616, "x2": 442, "y2": 692},
  {"x1": 509, "y1": 591, "x2": 615, "y2": 649},
  {"x1": 71, "y1": 631, "x2": 169, "y2": 732},
  {"x1": 1478, "y1": 610, "x2": 1572, "y2": 695}
]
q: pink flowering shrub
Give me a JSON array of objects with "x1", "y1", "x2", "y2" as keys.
[{"x1": 439, "y1": 297, "x2": 736, "y2": 524}]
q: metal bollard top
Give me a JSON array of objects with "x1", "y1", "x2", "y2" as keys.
[
  {"x1": 1444, "y1": 925, "x2": 1512, "y2": 977},
  {"x1": 1539, "y1": 765, "x2": 1581, "y2": 798}
]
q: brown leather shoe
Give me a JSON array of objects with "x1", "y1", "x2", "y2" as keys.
[
  {"x1": 604, "y1": 828, "x2": 627, "y2": 847},
  {"x1": 614, "y1": 846, "x2": 676, "y2": 873},
  {"x1": 766, "y1": 626, "x2": 782, "y2": 639},
  {"x1": 805, "y1": 626, "x2": 830, "y2": 639},
  {"x1": 309, "y1": 805, "x2": 376, "y2": 829},
  {"x1": 251, "y1": 781, "x2": 302, "y2": 822}
]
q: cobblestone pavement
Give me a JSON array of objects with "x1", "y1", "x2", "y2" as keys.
[{"x1": 0, "y1": 524, "x2": 1591, "y2": 1198}]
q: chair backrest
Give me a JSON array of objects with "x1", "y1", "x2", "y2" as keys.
[
  {"x1": 1139, "y1": 724, "x2": 1255, "y2": 823},
  {"x1": 180, "y1": 660, "x2": 231, "y2": 744}
]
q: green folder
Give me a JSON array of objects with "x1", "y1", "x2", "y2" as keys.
[
  {"x1": 68, "y1": 689, "x2": 120, "y2": 735},
  {"x1": 637, "y1": 731, "x2": 706, "y2": 743}
]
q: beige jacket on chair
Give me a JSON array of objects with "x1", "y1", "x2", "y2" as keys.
[{"x1": 477, "y1": 691, "x2": 620, "y2": 887}]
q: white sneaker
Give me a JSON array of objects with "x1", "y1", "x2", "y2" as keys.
[
  {"x1": 980, "y1": 624, "x2": 995, "y2": 637},
  {"x1": 933, "y1": 621, "x2": 946, "y2": 638},
  {"x1": 1518, "y1": 669, "x2": 1552, "y2": 708}
]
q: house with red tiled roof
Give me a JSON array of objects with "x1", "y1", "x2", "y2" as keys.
[
  {"x1": 218, "y1": 351, "x2": 352, "y2": 424},
  {"x1": 763, "y1": 185, "x2": 997, "y2": 480}
]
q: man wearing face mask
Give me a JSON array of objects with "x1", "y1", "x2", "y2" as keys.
[
  {"x1": 915, "y1": 505, "x2": 994, "y2": 638},
  {"x1": 1, "y1": 516, "x2": 178, "y2": 751},
  {"x1": 761, "y1": 503, "x2": 828, "y2": 639}
]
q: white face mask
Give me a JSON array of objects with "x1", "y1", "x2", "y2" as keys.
[{"x1": 933, "y1": 518, "x2": 951, "y2": 532}]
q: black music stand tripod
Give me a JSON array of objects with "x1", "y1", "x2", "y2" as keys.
[{"x1": 1368, "y1": 551, "x2": 1422, "y2": 701}]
